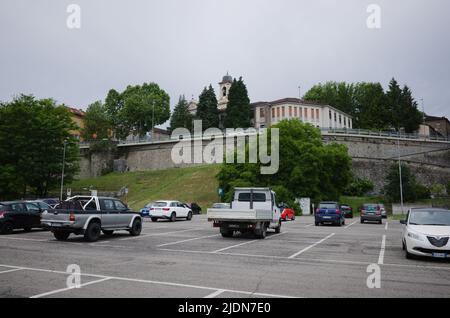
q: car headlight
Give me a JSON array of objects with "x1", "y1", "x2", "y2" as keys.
[{"x1": 407, "y1": 231, "x2": 424, "y2": 241}]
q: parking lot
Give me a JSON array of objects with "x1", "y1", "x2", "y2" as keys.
[{"x1": 1, "y1": 215, "x2": 450, "y2": 298}]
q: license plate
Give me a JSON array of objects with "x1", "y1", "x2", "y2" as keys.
[
  {"x1": 432, "y1": 253, "x2": 447, "y2": 258},
  {"x1": 228, "y1": 224, "x2": 240, "y2": 228},
  {"x1": 322, "y1": 216, "x2": 331, "y2": 219}
]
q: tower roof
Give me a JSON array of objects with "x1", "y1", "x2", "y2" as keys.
[{"x1": 220, "y1": 72, "x2": 233, "y2": 84}]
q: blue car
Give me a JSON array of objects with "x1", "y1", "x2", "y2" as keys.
[
  {"x1": 140, "y1": 202, "x2": 155, "y2": 217},
  {"x1": 315, "y1": 201, "x2": 345, "y2": 226}
]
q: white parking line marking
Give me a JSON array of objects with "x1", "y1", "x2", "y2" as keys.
[
  {"x1": 157, "y1": 234, "x2": 220, "y2": 247},
  {"x1": 0, "y1": 268, "x2": 23, "y2": 274},
  {"x1": 0, "y1": 236, "x2": 48, "y2": 242},
  {"x1": 344, "y1": 220, "x2": 357, "y2": 229},
  {"x1": 303, "y1": 224, "x2": 314, "y2": 227},
  {"x1": 378, "y1": 235, "x2": 386, "y2": 265},
  {"x1": 116, "y1": 228, "x2": 200, "y2": 241},
  {"x1": 204, "y1": 289, "x2": 226, "y2": 298},
  {"x1": 385, "y1": 222, "x2": 389, "y2": 231},
  {"x1": 30, "y1": 277, "x2": 112, "y2": 298},
  {"x1": 212, "y1": 232, "x2": 287, "y2": 253},
  {"x1": 0, "y1": 264, "x2": 296, "y2": 298},
  {"x1": 288, "y1": 233, "x2": 335, "y2": 259}
]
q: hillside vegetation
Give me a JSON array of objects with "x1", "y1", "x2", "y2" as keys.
[{"x1": 69, "y1": 165, "x2": 221, "y2": 211}]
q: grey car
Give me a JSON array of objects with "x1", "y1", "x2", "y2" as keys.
[{"x1": 360, "y1": 203, "x2": 383, "y2": 224}]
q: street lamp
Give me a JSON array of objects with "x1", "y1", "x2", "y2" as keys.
[
  {"x1": 397, "y1": 135, "x2": 404, "y2": 215},
  {"x1": 60, "y1": 140, "x2": 67, "y2": 201}
]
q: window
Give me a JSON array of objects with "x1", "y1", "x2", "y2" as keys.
[
  {"x1": 237, "y1": 192, "x2": 267, "y2": 202},
  {"x1": 26, "y1": 203, "x2": 39, "y2": 211},
  {"x1": 316, "y1": 109, "x2": 319, "y2": 121},
  {"x1": 282, "y1": 106, "x2": 285, "y2": 117},
  {"x1": 260, "y1": 108, "x2": 265, "y2": 118},
  {"x1": 101, "y1": 199, "x2": 115, "y2": 210},
  {"x1": 344, "y1": 117, "x2": 347, "y2": 127},
  {"x1": 115, "y1": 200, "x2": 128, "y2": 210},
  {"x1": 272, "y1": 108, "x2": 275, "y2": 118},
  {"x1": 334, "y1": 112, "x2": 337, "y2": 122},
  {"x1": 222, "y1": 87, "x2": 227, "y2": 97},
  {"x1": 329, "y1": 110, "x2": 332, "y2": 119},
  {"x1": 312, "y1": 109, "x2": 315, "y2": 119},
  {"x1": 276, "y1": 107, "x2": 280, "y2": 118},
  {"x1": 170, "y1": 202, "x2": 178, "y2": 207},
  {"x1": 11, "y1": 203, "x2": 25, "y2": 212},
  {"x1": 294, "y1": 107, "x2": 298, "y2": 117},
  {"x1": 339, "y1": 115, "x2": 342, "y2": 124},
  {"x1": 289, "y1": 106, "x2": 292, "y2": 117},
  {"x1": 299, "y1": 108, "x2": 302, "y2": 118},
  {"x1": 153, "y1": 202, "x2": 167, "y2": 207},
  {"x1": 304, "y1": 108, "x2": 308, "y2": 118}
]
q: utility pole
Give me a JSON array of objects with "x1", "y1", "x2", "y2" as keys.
[
  {"x1": 152, "y1": 100, "x2": 155, "y2": 142},
  {"x1": 397, "y1": 135, "x2": 404, "y2": 215},
  {"x1": 60, "y1": 140, "x2": 67, "y2": 201},
  {"x1": 298, "y1": 86, "x2": 301, "y2": 100}
]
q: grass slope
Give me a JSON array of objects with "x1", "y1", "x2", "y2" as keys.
[{"x1": 69, "y1": 165, "x2": 221, "y2": 211}]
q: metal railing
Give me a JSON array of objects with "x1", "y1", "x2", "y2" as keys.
[{"x1": 78, "y1": 128, "x2": 449, "y2": 148}]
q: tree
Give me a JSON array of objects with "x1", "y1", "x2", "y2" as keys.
[
  {"x1": 383, "y1": 163, "x2": 430, "y2": 202},
  {"x1": 0, "y1": 95, "x2": 79, "y2": 199},
  {"x1": 385, "y1": 78, "x2": 404, "y2": 131},
  {"x1": 224, "y1": 77, "x2": 251, "y2": 128},
  {"x1": 82, "y1": 101, "x2": 112, "y2": 140},
  {"x1": 104, "y1": 83, "x2": 170, "y2": 138},
  {"x1": 400, "y1": 85, "x2": 423, "y2": 133},
  {"x1": 170, "y1": 95, "x2": 192, "y2": 131},
  {"x1": 344, "y1": 176, "x2": 375, "y2": 196},
  {"x1": 217, "y1": 119, "x2": 352, "y2": 204},
  {"x1": 353, "y1": 83, "x2": 389, "y2": 130},
  {"x1": 196, "y1": 85, "x2": 219, "y2": 130}
]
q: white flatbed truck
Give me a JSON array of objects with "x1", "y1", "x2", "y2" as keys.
[{"x1": 207, "y1": 188, "x2": 282, "y2": 239}]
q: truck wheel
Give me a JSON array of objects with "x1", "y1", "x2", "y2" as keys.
[
  {"x1": 220, "y1": 228, "x2": 233, "y2": 238},
  {"x1": 255, "y1": 226, "x2": 267, "y2": 239},
  {"x1": 102, "y1": 230, "x2": 114, "y2": 236},
  {"x1": 53, "y1": 230, "x2": 70, "y2": 241},
  {"x1": 151, "y1": 217, "x2": 158, "y2": 222},
  {"x1": 84, "y1": 221, "x2": 101, "y2": 242},
  {"x1": 170, "y1": 212, "x2": 176, "y2": 222},
  {"x1": 129, "y1": 219, "x2": 142, "y2": 236},
  {"x1": 0, "y1": 222, "x2": 14, "y2": 235},
  {"x1": 186, "y1": 212, "x2": 192, "y2": 221},
  {"x1": 275, "y1": 220, "x2": 281, "y2": 234}
]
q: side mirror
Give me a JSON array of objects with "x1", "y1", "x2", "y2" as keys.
[{"x1": 400, "y1": 220, "x2": 406, "y2": 225}]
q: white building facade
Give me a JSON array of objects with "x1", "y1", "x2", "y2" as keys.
[{"x1": 252, "y1": 98, "x2": 352, "y2": 130}]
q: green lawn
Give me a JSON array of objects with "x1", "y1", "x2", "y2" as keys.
[{"x1": 69, "y1": 165, "x2": 221, "y2": 211}]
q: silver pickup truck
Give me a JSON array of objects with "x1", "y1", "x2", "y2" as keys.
[{"x1": 41, "y1": 196, "x2": 142, "y2": 242}]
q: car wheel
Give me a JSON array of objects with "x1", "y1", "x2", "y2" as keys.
[
  {"x1": 84, "y1": 221, "x2": 101, "y2": 242},
  {"x1": 360, "y1": 219, "x2": 364, "y2": 224},
  {"x1": 53, "y1": 230, "x2": 70, "y2": 241},
  {"x1": 23, "y1": 227, "x2": 32, "y2": 232},
  {"x1": 220, "y1": 228, "x2": 233, "y2": 238},
  {"x1": 342, "y1": 219, "x2": 346, "y2": 226},
  {"x1": 379, "y1": 220, "x2": 383, "y2": 224},
  {"x1": 186, "y1": 211, "x2": 192, "y2": 221},
  {"x1": 315, "y1": 222, "x2": 320, "y2": 226},
  {"x1": 170, "y1": 212, "x2": 176, "y2": 222},
  {"x1": 404, "y1": 243, "x2": 415, "y2": 259},
  {"x1": 151, "y1": 217, "x2": 158, "y2": 222},
  {"x1": 1, "y1": 222, "x2": 14, "y2": 235},
  {"x1": 102, "y1": 230, "x2": 114, "y2": 236},
  {"x1": 292, "y1": 215, "x2": 295, "y2": 221},
  {"x1": 129, "y1": 219, "x2": 142, "y2": 236}
]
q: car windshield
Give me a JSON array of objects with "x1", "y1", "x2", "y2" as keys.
[
  {"x1": 319, "y1": 203, "x2": 337, "y2": 209},
  {"x1": 153, "y1": 202, "x2": 167, "y2": 207},
  {"x1": 409, "y1": 210, "x2": 450, "y2": 226}
]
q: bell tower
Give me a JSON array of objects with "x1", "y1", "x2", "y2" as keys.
[{"x1": 218, "y1": 72, "x2": 233, "y2": 110}]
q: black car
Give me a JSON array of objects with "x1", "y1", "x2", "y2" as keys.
[{"x1": 0, "y1": 201, "x2": 43, "y2": 234}]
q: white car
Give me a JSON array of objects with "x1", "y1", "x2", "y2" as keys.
[
  {"x1": 401, "y1": 208, "x2": 450, "y2": 259},
  {"x1": 149, "y1": 200, "x2": 193, "y2": 222}
]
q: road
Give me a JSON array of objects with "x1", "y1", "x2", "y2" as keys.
[{"x1": 0, "y1": 215, "x2": 449, "y2": 298}]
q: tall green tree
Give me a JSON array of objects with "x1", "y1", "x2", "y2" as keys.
[
  {"x1": 196, "y1": 85, "x2": 219, "y2": 130},
  {"x1": 104, "y1": 83, "x2": 170, "y2": 138},
  {"x1": 0, "y1": 95, "x2": 79, "y2": 199},
  {"x1": 353, "y1": 82, "x2": 388, "y2": 129},
  {"x1": 217, "y1": 120, "x2": 352, "y2": 203},
  {"x1": 383, "y1": 163, "x2": 430, "y2": 202},
  {"x1": 385, "y1": 78, "x2": 403, "y2": 131},
  {"x1": 169, "y1": 95, "x2": 193, "y2": 131},
  {"x1": 82, "y1": 101, "x2": 112, "y2": 140},
  {"x1": 224, "y1": 77, "x2": 251, "y2": 128}
]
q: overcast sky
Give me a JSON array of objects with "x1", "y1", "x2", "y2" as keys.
[{"x1": 1, "y1": 0, "x2": 449, "y2": 126}]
